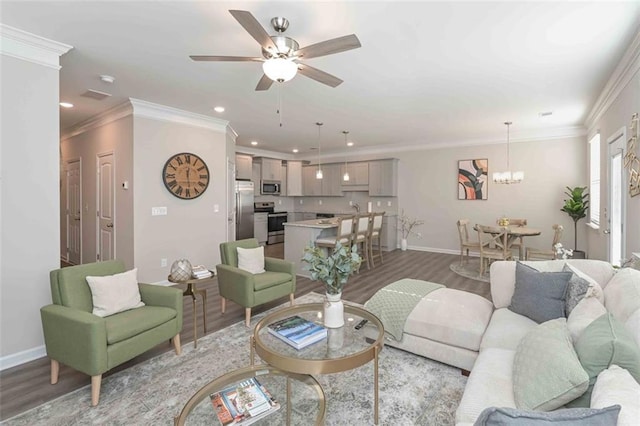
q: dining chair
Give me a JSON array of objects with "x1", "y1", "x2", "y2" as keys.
[
  {"x1": 456, "y1": 219, "x2": 481, "y2": 265},
  {"x1": 315, "y1": 215, "x2": 355, "y2": 250},
  {"x1": 526, "y1": 224, "x2": 564, "y2": 260},
  {"x1": 476, "y1": 224, "x2": 513, "y2": 275},
  {"x1": 496, "y1": 218, "x2": 527, "y2": 259},
  {"x1": 352, "y1": 213, "x2": 373, "y2": 270},
  {"x1": 369, "y1": 212, "x2": 385, "y2": 267}
]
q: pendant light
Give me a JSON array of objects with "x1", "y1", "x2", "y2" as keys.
[
  {"x1": 492, "y1": 121, "x2": 524, "y2": 184},
  {"x1": 316, "y1": 122, "x2": 323, "y2": 179},
  {"x1": 342, "y1": 130, "x2": 350, "y2": 181}
]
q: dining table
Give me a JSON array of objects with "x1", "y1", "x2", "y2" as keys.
[{"x1": 475, "y1": 224, "x2": 542, "y2": 260}]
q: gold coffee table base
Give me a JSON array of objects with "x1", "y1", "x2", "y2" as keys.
[{"x1": 252, "y1": 303, "x2": 385, "y2": 425}]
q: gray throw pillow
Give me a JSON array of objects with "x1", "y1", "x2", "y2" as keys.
[
  {"x1": 473, "y1": 405, "x2": 621, "y2": 425},
  {"x1": 509, "y1": 262, "x2": 572, "y2": 323},
  {"x1": 562, "y1": 264, "x2": 590, "y2": 316}
]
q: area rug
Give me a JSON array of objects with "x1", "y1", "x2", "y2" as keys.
[
  {"x1": 449, "y1": 260, "x2": 490, "y2": 283},
  {"x1": 2, "y1": 293, "x2": 466, "y2": 426}
]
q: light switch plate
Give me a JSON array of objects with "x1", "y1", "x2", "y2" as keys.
[
  {"x1": 152, "y1": 207, "x2": 167, "y2": 216},
  {"x1": 213, "y1": 204, "x2": 219, "y2": 212}
]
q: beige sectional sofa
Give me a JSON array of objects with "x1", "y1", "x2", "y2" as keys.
[{"x1": 366, "y1": 259, "x2": 640, "y2": 425}]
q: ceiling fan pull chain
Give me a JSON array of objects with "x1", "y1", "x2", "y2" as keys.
[{"x1": 277, "y1": 84, "x2": 283, "y2": 127}]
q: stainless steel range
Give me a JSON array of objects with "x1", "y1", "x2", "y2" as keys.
[{"x1": 254, "y1": 202, "x2": 287, "y2": 245}]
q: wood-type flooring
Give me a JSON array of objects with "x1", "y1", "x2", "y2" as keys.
[{"x1": 0, "y1": 246, "x2": 487, "y2": 421}]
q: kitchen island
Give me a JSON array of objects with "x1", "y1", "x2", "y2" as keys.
[{"x1": 284, "y1": 219, "x2": 338, "y2": 278}]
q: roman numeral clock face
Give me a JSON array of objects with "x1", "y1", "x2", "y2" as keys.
[{"x1": 162, "y1": 152, "x2": 210, "y2": 199}]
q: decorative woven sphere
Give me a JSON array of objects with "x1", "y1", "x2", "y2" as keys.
[{"x1": 170, "y1": 259, "x2": 192, "y2": 282}]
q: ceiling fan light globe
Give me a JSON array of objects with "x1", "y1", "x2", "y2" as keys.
[{"x1": 263, "y1": 58, "x2": 298, "y2": 82}]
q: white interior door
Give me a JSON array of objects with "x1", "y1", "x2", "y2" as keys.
[
  {"x1": 66, "y1": 159, "x2": 82, "y2": 265},
  {"x1": 227, "y1": 158, "x2": 236, "y2": 242},
  {"x1": 97, "y1": 152, "x2": 115, "y2": 262},
  {"x1": 607, "y1": 129, "x2": 626, "y2": 266}
]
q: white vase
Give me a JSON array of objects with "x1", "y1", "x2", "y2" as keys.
[
  {"x1": 401, "y1": 238, "x2": 408, "y2": 251},
  {"x1": 324, "y1": 292, "x2": 344, "y2": 328}
]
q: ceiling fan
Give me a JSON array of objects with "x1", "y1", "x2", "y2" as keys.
[{"x1": 190, "y1": 10, "x2": 361, "y2": 91}]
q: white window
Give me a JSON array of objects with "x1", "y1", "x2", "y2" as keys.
[{"x1": 589, "y1": 134, "x2": 601, "y2": 226}]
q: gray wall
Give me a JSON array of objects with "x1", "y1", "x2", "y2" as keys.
[
  {"x1": 60, "y1": 115, "x2": 135, "y2": 268},
  {"x1": 132, "y1": 116, "x2": 229, "y2": 283},
  {"x1": 0, "y1": 55, "x2": 61, "y2": 359}
]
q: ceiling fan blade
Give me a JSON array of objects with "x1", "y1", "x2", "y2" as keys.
[
  {"x1": 294, "y1": 34, "x2": 361, "y2": 59},
  {"x1": 297, "y1": 64, "x2": 343, "y2": 88},
  {"x1": 190, "y1": 55, "x2": 263, "y2": 62},
  {"x1": 255, "y1": 74, "x2": 274, "y2": 91},
  {"x1": 229, "y1": 10, "x2": 277, "y2": 52}
]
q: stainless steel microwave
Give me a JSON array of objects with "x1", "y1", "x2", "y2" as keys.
[{"x1": 261, "y1": 180, "x2": 281, "y2": 195}]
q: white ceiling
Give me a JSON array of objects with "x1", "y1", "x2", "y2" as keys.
[{"x1": 2, "y1": 1, "x2": 639, "y2": 155}]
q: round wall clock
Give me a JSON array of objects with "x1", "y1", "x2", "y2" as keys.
[{"x1": 162, "y1": 152, "x2": 210, "y2": 199}]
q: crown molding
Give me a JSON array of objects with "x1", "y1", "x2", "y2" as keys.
[
  {"x1": 235, "y1": 146, "x2": 297, "y2": 161},
  {"x1": 129, "y1": 98, "x2": 229, "y2": 132},
  {"x1": 585, "y1": 29, "x2": 640, "y2": 129},
  {"x1": 0, "y1": 24, "x2": 72, "y2": 70},
  {"x1": 226, "y1": 125, "x2": 238, "y2": 142},
  {"x1": 61, "y1": 101, "x2": 133, "y2": 141},
  {"x1": 296, "y1": 125, "x2": 587, "y2": 162}
]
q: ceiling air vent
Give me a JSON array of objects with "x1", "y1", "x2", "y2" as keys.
[{"x1": 81, "y1": 89, "x2": 112, "y2": 100}]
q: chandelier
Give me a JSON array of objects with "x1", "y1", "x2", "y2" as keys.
[{"x1": 493, "y1": 121, "x2": 524, "y2": 184}]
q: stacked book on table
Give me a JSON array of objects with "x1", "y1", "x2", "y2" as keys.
[
  {"x1": 192, "y1": 265, "x2": 212, "y2": 279},
  {"x1": 267, "y1": 315, "x2": 327, "y2": 350},
  {"x1": 210, "y1": 377, "x2": 280, "y2": 425}
]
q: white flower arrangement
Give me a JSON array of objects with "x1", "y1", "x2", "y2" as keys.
[
  {"x1": 554, "y1": 243, "x2": 573, "y2": 260},
  {"x1": 398, "y1": 209, "x2": 425, "y2": 239}
]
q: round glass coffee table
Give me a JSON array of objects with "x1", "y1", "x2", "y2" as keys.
[
  {"x1": 174, "y1": 364, "x2": 325, "y2": 425},
  {"x1": 251, "y1": 303, "x2": 384, "y2": 425}
]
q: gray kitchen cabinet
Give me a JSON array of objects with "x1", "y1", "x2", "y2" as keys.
[
  {"x1": 321, "y1": 164, "x2": 343, "y2": 196},
  {"x1": 303, "y1": 212, "x2": 317, "y2": 220},
  {"x1": 302, "y1": 165, "x2": 322, "y2": 196},
  {"x1": 341, "y1": 162, "x2": 369, "y2": 186},
  {"x1": 286, "y1": 161, "x2": 303, "y2": 196},
  {"x1": 254, "y1": 212, "x2": 268, "y2": 245},
  {"x1": 235, "y1": 154, "x2": 253, "y2": 180},
  {"x1": 261, "y1": 158, "x2": 282, "y2": 181},
  {"x1": 369, "y1": 159, "x2": 398, "y2": 196}
]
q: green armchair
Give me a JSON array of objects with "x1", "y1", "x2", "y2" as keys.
[
  {"x1": 216, "y1": 239, "x2": 296, "y2": 327},
  {"x1": 41, "y1": 260, "x2": 183, "y2": 406}
]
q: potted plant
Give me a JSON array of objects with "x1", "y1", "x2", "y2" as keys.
[
  {"x1": 398, "y1": 209, "x2": 424, "y2": 251},
  {"x1": 302, "y1": 242, "x2": 362, "y2": 328},
  {"x1": 560, "y1": 186, "x2": 589, "y2": 258}
]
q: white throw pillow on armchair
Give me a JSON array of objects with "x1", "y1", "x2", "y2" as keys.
[
  {"x1": 85, "y1": 268, "x2": 145, "y2": 317},
  {"x1": 237, "y1": 246, "x2": 266, "y2": 274}
]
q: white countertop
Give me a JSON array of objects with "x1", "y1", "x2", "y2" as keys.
[{"x1": 284, "y1": 219, "x2": 338, "y2": 228}]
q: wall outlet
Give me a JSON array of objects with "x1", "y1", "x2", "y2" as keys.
[
  {"x1": 213, "y1": 204, "x2": 219, "y2": 213},
  {"x1": 160, "y1": 258, "x2": 167, "y2": 267},
  {"x1": 278, "y1": 199, "x2": 282, "y2": 205},
  {"x1": 377, "y1": 201, "x2": 381, "y2": 207},
  {"x1": 349, "y1": 200, "x2": 353, "y2": 206},
  {"x1": 300, "y1": 199, "x2": 304, "y2": 204},
  {"x1": 318, "y1": 200, "x2": 323, "y2": 205},
  {"x1": 387, "y1": 201, "x2": 392, "y2": 207}
]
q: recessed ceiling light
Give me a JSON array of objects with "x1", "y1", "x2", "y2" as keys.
[
  {"x1": 214, "y1": 106, "x2": 225, "y2": 113},
  {"x1": 251, "y1": 141, "x2": 258, "y2": 146},
  {"x1": 347, "y1": 141, "x2": 354, "y2": 147},
  {"x1": 292, "y1": 149, "x2": 299, "y2": 153},
  {"x1": 59, "y1": 102, "x2": 74, "y2": 108},
  {"x1": 538, "y1": 111, "x2": 553, "y2": 118},
  {"x1": 100, "y1": 75, "x2": 115, "y2": 84}
]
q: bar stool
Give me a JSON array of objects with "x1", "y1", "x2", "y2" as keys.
[
  {"x1": 315, "y1": 216, "x2": 355, "y2": 251},
  {"x1": 369, "y1": 212, "x2": 385, "y2": 267},
  {"x1": 353, "y1": 214, "x2": 372, "y2": 270}
]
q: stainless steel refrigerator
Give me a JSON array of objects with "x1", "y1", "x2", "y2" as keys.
[{"x1": 235, "y1": 181, "x2": 254, "y2": 240}]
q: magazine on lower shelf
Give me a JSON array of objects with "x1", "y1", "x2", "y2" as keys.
[
  {"x1": 192, "y1": 265, "x2": 213, "y2": 279},
  {"x1": 210, "y1": 377, "x2": 280, "y2": 425},
  {"x1": 267, "y1": 315, "x2": 327, "y2": 350}
]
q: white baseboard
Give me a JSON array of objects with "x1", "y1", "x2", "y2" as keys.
[{"x1": 0, "y1": 345, "x2": 46, "y2": 371}]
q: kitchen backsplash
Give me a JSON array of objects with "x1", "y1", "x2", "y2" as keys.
[{"x1": 256, "y1": 191, "x2": 397, "y2": 216}]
